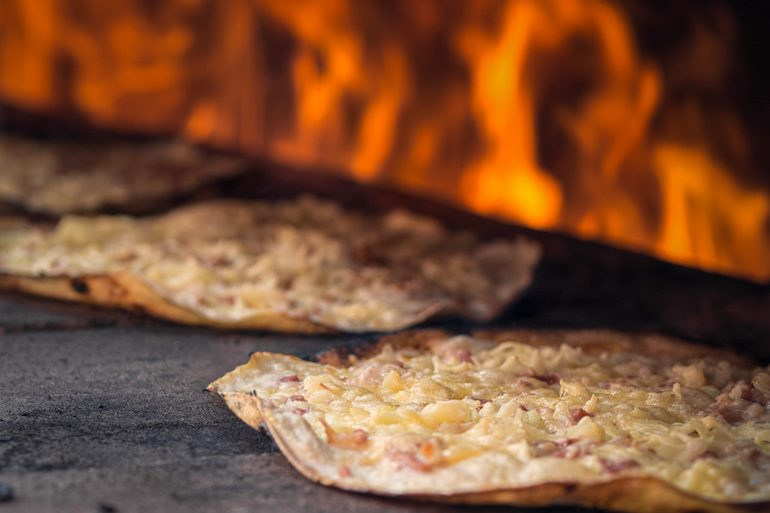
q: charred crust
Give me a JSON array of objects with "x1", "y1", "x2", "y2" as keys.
[
  {"x1": 69, "y1": 278, "x2": 90, "y2": 294},
  {"x1": 420, "y1": 476, "x2": 767, "y2": 512},
  {"x1": 0, "y1": 274, "x2": 334, "y2": 333}
]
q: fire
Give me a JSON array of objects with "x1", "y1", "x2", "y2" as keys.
[
  {"x1": 456, "y1": 0, "x2": 564, "y2": 228},
  {"x1": 655, "y1": 145, "x2": 770, "y2": 277},
  {"x1": 0, "y1": 0, "x2": 767, "y2": 281},
  {"x1": 258, "y1": 0, "x2": 410, "y2": 180}
]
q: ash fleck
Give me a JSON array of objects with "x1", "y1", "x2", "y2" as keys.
[{"x1": 97, "y1": 503, "x2": 117, "y2": 513}]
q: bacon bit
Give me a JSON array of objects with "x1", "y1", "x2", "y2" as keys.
[
  {"x1": 553, "y1": 440, "x2": 590, "y2": 459},
  {"x1": 289, "y1": 394, "x2": 306, "y2": 402},
  {"x1": 715, "y1": 393, "x2": 746, "y2": 424},
  {"x1": 278, "y1": 276, "x2": 295, "y2": 290},
  {"x1": 744, "y1": 448, "x2": 770, "y2": 470},
  {"x1": 600, "y1": 459, "x2": 640, "y2": 474},
  {"x1": 388, "y1": 449, "x2": 433, "y2": 472},
  {"x1": 455, "y1": 349, "x2": 472, "y2": 363},
  {"x1": 293, "y1": 408, "x2": 307, "y2": 415},
  {"x1": 334, "y1": 429, "x2": 369, "y2": 450},
  {"x1": 322, "y1": 421, "x2": 369, "y2": 450},
  {"x1": 569, "y1": 407, "x2": 591, "y2": 424},
  {"x1": 352, "y1": 244, "x2": 386, "y2": 266},
  {"x1": 338, "y1": 466, "x2": 351, "y2": 478},
  {"x1": 278, "y1": 375, "x2": 300, "y2": 383},
  {"x1": 519, "y1": 404, "x2": 529, "y2": 412},
  {"x1": 386, "y1": 438, "x2": 444, "y2": 472},
  {"x1": 713, "y1": 382, "x2": 767, "y2": 423},
  {"x1": 472, "y1": 398, "x2": 490, "y2": 412},
  {"x1": 418, "y1": 439, "x2": 445, "y2": 461},
  {"x1": 204, "y1": 255, "x2": 232, "y2": 267},
  {"x1": 534, "y1": 374, "x2": 560, "y2": 385},
  {"x1": 716, "y1": 407, "x2": 744, "y2": 424},
  {"x1": 741, "y1": 384, "x2": 769, "y2": 405}
]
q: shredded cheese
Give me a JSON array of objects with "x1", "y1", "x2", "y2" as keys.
[
  {"x1": 217, "y1": 334, "x2": 770, "y2": 502},
  {"x1": 0, "y1": 197, "x2": 539, "y2": 331}
]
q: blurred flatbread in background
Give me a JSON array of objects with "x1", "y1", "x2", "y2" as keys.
[
  {"x1": 0, "y1": 196, "x2": 540, "y2": 332},
  {"x1": 0, "y1": 135, "x2": 247, "y2": 215}
]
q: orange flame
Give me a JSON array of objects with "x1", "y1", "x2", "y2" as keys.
[{"x1": 0, "y1": 0, "x2": 767, "y2": 281}]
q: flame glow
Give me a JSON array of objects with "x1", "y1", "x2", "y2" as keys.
[{"x1": 0, "y1": 0, "x2": 767, "y2": 280}]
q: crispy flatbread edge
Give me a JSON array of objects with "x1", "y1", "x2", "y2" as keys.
[
  {"x1": 0, "y1": 273, "x2": 333, "y2": 333},
  {"x1": 441, "y1": 237, "x2": 541, "y2": 324},
  {"x1": 0, "y1": 254, "x2": 535, "y2": 333},
  {"x1": 0, "y1": 212, "x2": 541, "y2": 332},
  {"x1": 0, "y1": 273, "x2": 453, "y2": 333},
  {"x1": 0, "y1": 139, "x2": 248, "y2": 216},
  {"x1": 208, "y1": 329, "x2": 767, "y2": 513}
]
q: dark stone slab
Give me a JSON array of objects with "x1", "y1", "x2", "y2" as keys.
[
  {"x1": 0, "y1": 293, "x2": 139, "y2": 334},
  {"x1": 0, "y1": 326, "x2": 370, "y2": 473},
  {"x1": 4, "y1": 453, "x2": 591, "y2": 513}
]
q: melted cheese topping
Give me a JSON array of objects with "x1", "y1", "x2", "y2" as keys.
[
  {"x1": 0, "y1": 197, "x2": 539, "y2": 331},
  {"x1": 216, "y1": 335, "x2": 770, "y2": 502}
]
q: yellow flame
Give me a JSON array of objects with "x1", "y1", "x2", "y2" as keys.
[
  {"x1": 457, "y1": 0, "x2": 562, "y2": 228},
  {"x1": 655, "y1": 145, "x2": 770, "y2": 275}
]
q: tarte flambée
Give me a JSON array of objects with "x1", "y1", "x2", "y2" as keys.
[
  {"x1": 0, "y1": 197, "x2": 539, "y2": 332},
  {"x1": 0, "y1": 136, "x2": 245, "y2": 215},
  {"x1": 209, "y1": 329, "x2": 770, "y2": 513}
]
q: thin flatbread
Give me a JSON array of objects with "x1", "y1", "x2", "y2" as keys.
[
  {"x1": 0, "y1": 197, "x2": 540, "y2": 332},
  {"x1": 0, "y1": 135, "x2": 245, "y2": 215},
  {"x1": 209, "y1": 329, "x2": 770, "y2": 513}
]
